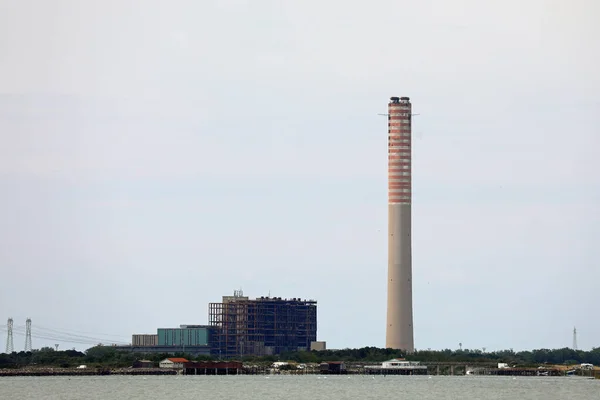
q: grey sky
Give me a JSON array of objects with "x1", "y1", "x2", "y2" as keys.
[{"x1": 1, "y1": 0, "x2": 598, "y2": 352}]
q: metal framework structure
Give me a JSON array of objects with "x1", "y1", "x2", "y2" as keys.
[
  {"x1": 25, "y1": 318, "x2": 32, "y2": 352},
  {"x1": 5, "y1": 318, "x2": 14, "y2": 354},
  {"x1": 209, "y1": 293, "x2": 317, "y2": 358}
]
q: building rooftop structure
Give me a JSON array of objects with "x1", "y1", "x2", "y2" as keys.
[
  {"x1": 364, "y1": 358, "x2": 427, "y2": 375},
  {"x1": 166, "y1": 358, "x2": 189, "y2": 363}
]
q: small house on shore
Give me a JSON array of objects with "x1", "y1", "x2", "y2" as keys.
[
  {"x1": 159, "y1": 358, "x2": 189, "y2": 369},
  {"x1": 320, "y1": 361, "x2": 346, "y2": 374},
  {"x1": 133, "y1": 360, "x2": 154, "y2": 368}
]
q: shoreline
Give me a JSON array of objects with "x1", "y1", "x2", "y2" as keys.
[
  {"x1": 1, "y1": 368, "x2": 597, "y2": 378},
  {"x1": 0, "y1": 368, "x2": 176, "y2": 377}
]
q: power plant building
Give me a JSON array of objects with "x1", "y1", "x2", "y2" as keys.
[
  {"x1": 127, "y1": 327, "x2": 213, "y2": 356},
  {"x1": 157, "y1": 325, "x2": 211, "y2": 347},
  {"x1": 209, "y1": 290, "x2": 317, "y2": 358},
  {"x1": 132, "y1": 334, "x2": 158, "y2": 347},
  {"x1": 386, "y1": 96, "x2": 415, "y2": 351},
  {"x1": 120, "y1": 291, "x2": 318, "y2": 358}
]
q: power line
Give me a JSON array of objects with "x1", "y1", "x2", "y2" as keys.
[
  {"x1": 0, "y1": 328, "x2": 122, "y2": 346},
  {"x1": 7, "y1": 324, "x2": 128, "y2": 343},
  {"x1": 1, "y1": 325, "x2": 129, "y2": 347},
  {"x1": 2, "y1": 320, "x2": 130, "y2": 350},
  {"x1": 36, "y1": 325, "x2": 126, "y2": 339},
  {"x1": 34, "y1": 325, "x2": 128, "y2": 343}
]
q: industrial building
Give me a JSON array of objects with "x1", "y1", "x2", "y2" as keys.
[
  {"x1": 310, "y1": 341, "x2": 326, "y2": 351},
  {"x1": 132, "y1": 334, "x2": 158, "y2": 347},
  {"x1": 125, "y1": 325, "x2": 214, "y2": 356},
  {"x1": 157, "y1": 325, "x2": 211, "y2": 347},
  {"x1": 119, "y1": 344, "x2": 211, "y2": 357},
  {"x1": 386, "y1": 96, "x2": 415, "y2": 351},
  {"x1": 209, "y1": 290, "x2": 317, "y2": 358},
  {"x1": 119, "y1": 291, "x2": 318, "y2": 358}
]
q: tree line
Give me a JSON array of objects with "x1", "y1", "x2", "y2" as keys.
[
  {"x1": 0, "y1": 346, "x2": 206, "y2": 369},
  {"x1": 1, "y1": 346, "x2": 599, "y2": 369},
  {"x1": 276, "y1": 347, "x2": 600, "y2": 366}
]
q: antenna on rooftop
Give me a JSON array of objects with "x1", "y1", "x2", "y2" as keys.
[{"x1": 378, "y1": 110, "x2": 421, "y2": 140}]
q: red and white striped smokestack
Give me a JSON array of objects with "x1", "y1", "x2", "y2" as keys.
[{"x1": 385, "y1": 96, "x2": 414, "y2": 351}]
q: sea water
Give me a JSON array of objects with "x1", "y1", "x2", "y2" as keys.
[{"x1": 0, "y1": 375, "x2": 597, "y2": 400}]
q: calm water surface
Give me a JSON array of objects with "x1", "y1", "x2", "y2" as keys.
[{"x1": 0, "y1": 375, "x2": 597, "y2": 400}]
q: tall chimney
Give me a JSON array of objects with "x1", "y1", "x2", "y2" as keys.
[{"x1": 385, "y1": 96, "x2": 414, "y2": 351}]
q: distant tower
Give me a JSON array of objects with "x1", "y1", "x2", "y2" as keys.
[
  {"x1": 573, "y1": 327, "x2": 578, "y2": 350},
  {"x1": 25, "y1": 318, "x2": 32, "y2": 352},
  {"x1": 5, "y1": 318, "x2": 14, "y2": 354},
  {"x1": 385, "y1": 96, "x2": 415, "y2": 351}
]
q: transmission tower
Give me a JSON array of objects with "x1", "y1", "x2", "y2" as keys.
[
  {"x1": 5, "y1": 318, "x2": 14, "y2": 354},
  {"x1": 25, "y1": 318, "x2": 32, "y2": 352},
  {"x1": 573, "y1": 327, "x2": 578, "y2": 350}
]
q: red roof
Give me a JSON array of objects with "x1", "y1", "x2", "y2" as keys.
[{"x1": 167, "y1": 358, "x2": 189, "y2": 363}]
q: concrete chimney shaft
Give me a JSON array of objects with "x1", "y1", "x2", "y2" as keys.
[{"x1": 385, "y1": 96, "x2": 414, "y2": 351}]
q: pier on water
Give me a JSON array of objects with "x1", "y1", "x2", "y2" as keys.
[
  {"x1": 183, "y1": 361, "x2": 242, "y2": 375},
  {"x1": 364, "y1": 366, "x2": 428, "y2": 375},
  {"x1": 355, "y1": 362, "x2": 577, "y2": 377},
  {"x1": 1, "y1": 361, "x2": 595, "y2": 377},
  {"x1": 425, "y1": 363, "x2": 565, "y2": 377},
  {"x1": 469, "y1": 367, "x2": 562, "y2": 377}
]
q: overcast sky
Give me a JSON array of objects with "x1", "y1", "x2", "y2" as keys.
[{"x1": 1, "y1": 0, "x2": 598, "y2": 353}]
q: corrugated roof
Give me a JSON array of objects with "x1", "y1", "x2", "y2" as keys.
[{"x1": 167, "y1": 358, "x2": 189, "y2": 363}]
